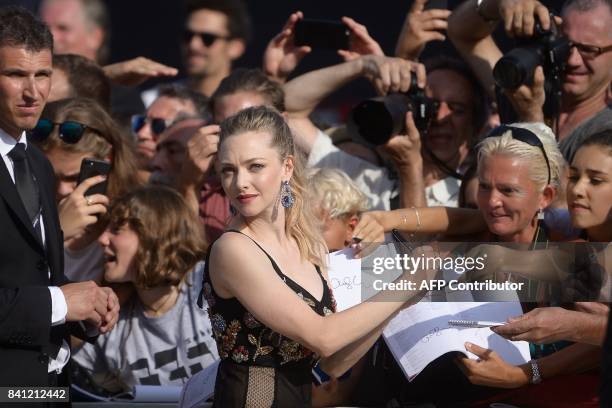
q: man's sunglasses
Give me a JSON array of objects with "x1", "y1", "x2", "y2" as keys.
[
  {"x1": 485, "y1": 125, "x2": 551, "y2": 186},
  {"x1": 29, "y1": 119, "x2": 99, "y2": 144},
  {"x1": 131, "y1": 115, "x2": 170, "y2": 137},
  {"x1": 183, "y1": 29, "x2": 229, "y2": 47}
]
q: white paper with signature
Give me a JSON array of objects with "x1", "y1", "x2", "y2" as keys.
[
  {"x1": 383, "y1": 302, "x2": 530, "y2": 381},
  {"x1": 326, "y1": 248, "x2": 363, "y2": 311}
]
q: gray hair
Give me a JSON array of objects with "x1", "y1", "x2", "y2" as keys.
[
  {"x1": 40, "y1": 0, "x2": 110, "y2": 63},
  {"x1": 562, "y1": 0, "x2": 612, "y2": 15}
]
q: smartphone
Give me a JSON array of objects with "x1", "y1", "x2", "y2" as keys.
[
  {"x1": 77, "y1": 158, "x2": 111, "y2": 196},
  {"x1": 424, "y1": 0, "x2": 448, "y2": 10},
  {"x1": 294, "y1": 19, "x2": 350, "y2": 50}
]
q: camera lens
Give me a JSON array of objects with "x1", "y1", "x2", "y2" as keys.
[
  {"x1": 493, "y1": 47, "x2": 542, "y2": 89},
  {"x1": 350, "y1": 94, "x2": 411, "y2": 146},
  {"x1": 494, "y1": 57, "x2": 525, "y2": 89},
  {"x1": 351, "y1": 100, "x2": 394, "y2": 145}
]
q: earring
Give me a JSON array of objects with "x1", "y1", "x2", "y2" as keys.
[
  {"x1": 280, "y1": 180, "x2": 294, "y2": 208},
  {"x1": 537, "y1": 208, "x2": 544, "y2": 220}
]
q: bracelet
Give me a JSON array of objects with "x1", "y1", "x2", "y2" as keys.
[
  {"x1": 529, "y1": 359, "x2": 542, "y2": 384},
  {"x1": 412, "y1": 207, "x2": 422, "y2": 232}
]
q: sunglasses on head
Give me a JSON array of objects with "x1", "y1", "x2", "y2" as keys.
[
  {"x1": 485, "y1": 125, "x2": 551, "y2": 186},
  {"x1": 183, "y1": 29, "x2": 229, "y2": 47},
  {"x1": 29, "y1": 119, "x2": 98, "y2": 144},
  {"x1": 131, "y1": 115, "x2": 170, "y2": 136}
]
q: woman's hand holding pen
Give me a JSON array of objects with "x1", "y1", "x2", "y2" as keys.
[{"x1": 351, "y1": 212, "x2": 385, "y2": 258}]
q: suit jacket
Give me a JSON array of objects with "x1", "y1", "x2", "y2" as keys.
[
  {"x1": 602, "y1": 311, "x2": 612, "y2": 407},
  {"x1": 0, "y1": 142, "x2": 68, "y2": 386}
]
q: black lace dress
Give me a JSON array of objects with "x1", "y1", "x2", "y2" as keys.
[{"x1": 198, "y1": 231, "x2": 336, "y2": 407}]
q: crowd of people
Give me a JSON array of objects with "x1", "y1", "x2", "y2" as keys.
[{"x1": 0, "y1": 0, "x2": 610, "y2": 407}]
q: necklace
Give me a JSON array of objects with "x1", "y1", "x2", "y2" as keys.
[{"x1": 142, "y1": 287, "x2": 179, "y2": 317}]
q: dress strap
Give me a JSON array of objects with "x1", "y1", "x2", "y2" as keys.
[
  {"x1": 225, "y1": 230, "x2": 330, "y2": 306},
  {"x1": 313, "y1": 265, "x2": 326, "y2": 285},
  {"x1": 225, "y1": 229, "x2": 286, "y2": 280}
]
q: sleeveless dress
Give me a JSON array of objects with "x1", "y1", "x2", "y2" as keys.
[{"x1": 198, "y1": 230, "x2": 336, "y2": 407}]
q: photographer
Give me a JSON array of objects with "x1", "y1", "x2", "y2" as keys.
[
  {"x1": 285, "y1": 55, "x2": 487, "y2": 210},
  {"x1": 448, "y1": 0, "x2": 612, "y2": 162}
]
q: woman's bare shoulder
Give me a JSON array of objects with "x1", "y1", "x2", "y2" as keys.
[{"x1": 211, "y1": 231, "x2": 258, "y2": 260}]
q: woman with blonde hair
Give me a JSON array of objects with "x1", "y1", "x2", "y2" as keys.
[
  {"x1": 355, "y1": 124, "x2": 605, "y2": 405},
  {"x1": 33, "y1": 97, "x2": 141, "y2": 282},
  {"x1": 200, "y1": 106, "x2": 425, "y2": 407}
]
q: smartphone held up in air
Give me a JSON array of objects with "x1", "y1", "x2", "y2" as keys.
[{"x1": 294, "y1": 18, "x2": 350, "y2": 50}]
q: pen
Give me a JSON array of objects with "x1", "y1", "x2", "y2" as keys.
[{"x1": 448, "y1": 320, "x2": 506, "y2": 328}]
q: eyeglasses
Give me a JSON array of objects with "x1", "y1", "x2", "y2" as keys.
[
  {"x1": 28, "y1": 119, "x2": 99, "y2": 144},
  {"x1": 183, "y1": 29, "x2": 229, "y2": 47},
  {"x1": 131, "y1": 115, "x2": 170, "y2": 137},
  {"x1": 569, "y1": 41, "x2": 612, "y2": 59},
  {"x1": 485, "y1": 125, "x2": 552, "y2": 186}
]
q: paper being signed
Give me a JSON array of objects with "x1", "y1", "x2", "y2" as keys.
[{"x1": 327, "y1": 248, "x2": 362, "y2": 311}]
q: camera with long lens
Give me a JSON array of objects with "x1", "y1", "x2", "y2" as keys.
[
  {"x1": 493, "y1": 16, "x2": 570, "y2": 89},
  {"x1": 349, "y1": 75, "x2": 439, "y2": 146},
  {"x1": 493, "y1": 15, "x2": 571, "y2": 119}
]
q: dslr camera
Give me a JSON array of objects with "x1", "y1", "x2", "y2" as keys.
[
  {"x1": 493, "y1": 15, "x2": 570, "y2": 118},
  {"x1": 349, "y1": 75, "x2": 439, "y2": 146}
]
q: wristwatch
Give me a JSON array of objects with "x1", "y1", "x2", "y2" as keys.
[
  {"x1": 529, "y1": 359, "x2": 542, "y2": 384},
  {"x1": 476, "y1": 0, "x2": 498, "y2": 22}
]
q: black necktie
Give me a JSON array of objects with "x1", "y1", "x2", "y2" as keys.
[{"x1": 8, "y1": 144, "x2": 42, "y2": 240}]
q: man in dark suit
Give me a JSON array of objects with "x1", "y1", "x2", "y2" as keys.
[
  {"x1": 0, "y1": 5, "x2": 119, "y2": 392},
  {"x1": 601, "y1": 310, "x2": 611, "y2": 406}
]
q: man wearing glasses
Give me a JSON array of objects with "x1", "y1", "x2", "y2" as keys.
[
  {"x1": 181, "y1": 0, "x2": 251, "y2": 97},
  {"x1": 134, "y1": 85, "x2": 208, "y2": 170},
  {"x1": 448, "y1": 0, "x2": 612, "y2": 162}
]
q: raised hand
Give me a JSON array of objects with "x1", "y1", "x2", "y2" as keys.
[
  {"x1": 498, "y1": 0, "x2": 551, "y2": 37},
  {"x1": 383, "y1": 111, "x2": 423, "y2": 169},
  {"x1": 360, "y1": 54, "x2": 426, "y2": 95},
  {"x1": 262, "y1": 11, "x2": 312, "y2": 83},
  {"x1": 503, "y1": 65, "x2": 545, "y2": 121},
  {"x1": 103, "y1": 57, "x2": 178, "y2": 86},
  {"x1": 177, "y1": 123, "x2": 221, "y2": 188},
  {"x1": 337, "y1": 16, "x2": 385, "y2": 61},
  {"x1": 58, "y1": 175, "x2": 109, "y2": 242},
  {"x1": 396, "y1": 0, "x2": 451, "y2": 60}
]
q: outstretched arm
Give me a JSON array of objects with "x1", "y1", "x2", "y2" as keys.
[
  {"x1": 493, "y1": 305, "x2": 609, "y2": 346},
  {"x1": 285, "y1": 55, "x2": 425, "y2": 153},
  {"x1": 459, "y1": 341, "x2": 601, "y2": 388},
  {"x1": 356, "y1": 207, "x2": 487, "y2": 236},
  {"x1": 209, "y1": 234, "x2": 429, "y2": 371}
]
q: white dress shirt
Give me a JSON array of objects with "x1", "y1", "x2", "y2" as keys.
[{"x1": 0, "y1": 129, "x2": 70, "y2": 373}]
